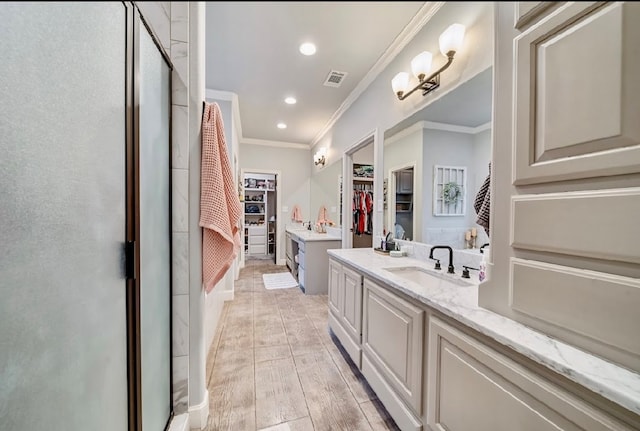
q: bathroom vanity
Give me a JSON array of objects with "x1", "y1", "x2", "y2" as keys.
[
  {"x1": 327, "y1": 248, "x2": 640, "y2": 431},
  {"x1": 285, "y1": 226, "x2": 341, "y2": 295}
]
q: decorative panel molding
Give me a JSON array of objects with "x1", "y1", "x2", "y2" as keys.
[
  {"x1": 509, "y1": 258, "x2": 640, "y2": 359},
  {"x1": 427, "y1": 316, "x2": 635, "y2": 431},
  {"x1": 513, "y1": 2, "x2": 640, "y2": 185},
  {"x1": 511, "y1": 188, "x2": 640, "y2": 264},
  {"x1": 514, "y1": 1, "x2": 560, "y2": 30}
]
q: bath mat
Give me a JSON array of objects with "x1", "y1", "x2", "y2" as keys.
[{"x1": 263, "y1": 272, "x2": 298, "y2": 290}]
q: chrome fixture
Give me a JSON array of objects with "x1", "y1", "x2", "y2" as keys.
[
  {"x1": 429, "y1": 245, "x2": 455, "y2": 274},
  {"x1": 391, "y1": 23, "x2": 465, "y2": 101},
  {"x1": 480, "y1": 243, "x2": 490, "y2": 254}
]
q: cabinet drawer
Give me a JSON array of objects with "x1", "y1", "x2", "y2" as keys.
[
  {"x1": 248, "y1": 244, "x2": 266, "y2": 254},
  {"x1": 427, "y1": 317, "x2": 634, "y2": 431},
  {"x1": 248, "y1": 226, "x2": 266, "y2": 235},
  {"x1": 250, "y1": 234, "x2": 265, "y2": 245}
]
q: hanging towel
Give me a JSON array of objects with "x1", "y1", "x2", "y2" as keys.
[
  {"x1": 474, "y1": 162, "x2": 491, "y2": 236},
  {"x1": 200, "y1": 102, "x2": 242, "y2": 293},
  {"x1": 317, "y1": 205, "x2": 333, "y2": 225},
  {"x1": 291, "y1": 204, "x2": 302, "y2": 222}
]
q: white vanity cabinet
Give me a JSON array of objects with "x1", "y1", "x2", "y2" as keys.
[
  {"x1": 328, "y1": 258, "x2": 363, "y2": 368},
  {"x1": 427, "y1": 316, "x2": 635, "y2": 431},
  {"x1": 361, "y1": 278, "x2": 424, "y2": 430}
]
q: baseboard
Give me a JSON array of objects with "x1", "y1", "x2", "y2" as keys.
[
  {"x1": 167, "y1": 413, "x2": 189, "y2": 431},
  {"x1": 277, "y1": 258, "x2": 286, "y2": 266},
  {"x1": 188, "y1": 389, "x2": 209, "y2": 429},
  {"x1": 220, "y1": 289, "x2": 234, "y2": 302}
]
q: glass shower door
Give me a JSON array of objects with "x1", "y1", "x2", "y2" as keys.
[
  {"x1": 0, "y1": 3, "x2": 129, "y2": 430},
  {"x1": 138, "y1": 16, "x2": 173, "y2": 431}
]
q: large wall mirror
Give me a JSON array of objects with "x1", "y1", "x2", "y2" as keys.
[
  {"x1": 383, "y1": 66, "x2": 492, "y2": 250},
  {"x1": 310, "y1": 156, "x2": 342, "y2": 228}
]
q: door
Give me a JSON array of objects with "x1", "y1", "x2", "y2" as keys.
[
  {"x1": 0, "y1": 3, "x2": 129, "y2": 429},
  {"x1": 138, "y1": 12, "x2": 173, "y2": 431}
]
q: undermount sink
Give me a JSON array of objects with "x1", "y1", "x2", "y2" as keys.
[{"x1": 383, "y1": 266, "x2": 475, "y2": 287}]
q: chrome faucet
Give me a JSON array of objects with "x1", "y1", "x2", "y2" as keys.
[
  {"x1": 479, "y1": 243, "x2": 490, "y2": 254},
  {"x1": 429, "y1": 245, "x2": 455, "y2": 274}
]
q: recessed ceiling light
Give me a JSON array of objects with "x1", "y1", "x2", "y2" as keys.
[
  {"x1": 277, "y1": 123, "x2": 287, "y2": 129},
  {"x1": 284, "y1": 97, "x2": 297, "y2": 105},
  {"x1": 299, "y1": 42, "x2": 316, "y2": 56}
]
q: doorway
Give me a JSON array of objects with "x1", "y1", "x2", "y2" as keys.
[
  {"x1": 242, "y1": 170, "x2": 280, "y2": 265},
  {"x1": 342, "y1": 130, "x2": 382, "y2": 249},
  {"x1": 388, "y1": 164, "x2": 416, "y2": 241}
]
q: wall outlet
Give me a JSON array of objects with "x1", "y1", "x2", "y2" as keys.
[{"x1": 282, "y1": 206, "x2": 289, "y2": 212}]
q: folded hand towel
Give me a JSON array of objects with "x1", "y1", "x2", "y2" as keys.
[
  {"x1": 291, "y1": 204, "x2": 302, "y2": 222},
  {"x1": 200, "y1": 102, "x2": 242, "y2": 293},
  {"x1": 474, "y1": 162, "x2": 491, "y2": 236}
]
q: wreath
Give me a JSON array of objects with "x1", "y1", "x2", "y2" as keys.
[{"x1": 442, "y1": 181, "x2": 462, "y2": 205}]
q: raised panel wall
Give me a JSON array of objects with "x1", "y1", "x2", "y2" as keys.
[{"x1": 514, "y1": 2, "x2": 640, "y2": 185}]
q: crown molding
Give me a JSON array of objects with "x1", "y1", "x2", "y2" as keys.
[
  {"x1": 242, "y1": 137, "x2": 309, "y2": 150},
  {"x1": 309, "y1": 2, "x2": 446, "y2": 147},
  {"x1": 385, "y1": 120, "x2": 493, "y2": 145}
]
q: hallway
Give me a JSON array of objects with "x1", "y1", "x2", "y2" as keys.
[{"x1": 204, "y1": 260, "x2": 399, "y2": 431}]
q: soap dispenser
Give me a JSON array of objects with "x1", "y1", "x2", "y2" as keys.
[{"x1": 478, "y1": 253, "x2": 487, "y2": 282}]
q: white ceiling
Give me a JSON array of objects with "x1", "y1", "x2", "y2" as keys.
[{"x1": 205, "y1": 1, "x2": 427, "y2": 146}]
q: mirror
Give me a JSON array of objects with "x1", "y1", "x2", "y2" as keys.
[
  {"x1": 383, "y1": 66, "x2": 492, "y2": 250},
  {"x1": 310, "y1": 157, "x2": 342, "y2": 227}
]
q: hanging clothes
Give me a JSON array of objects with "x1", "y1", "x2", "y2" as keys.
[
  {"x1": 352, "y1": 188, "x2": 374, "y2": 235},
  {"x1": 199, "y1": 102, "x2": 242, "y2": 293}
]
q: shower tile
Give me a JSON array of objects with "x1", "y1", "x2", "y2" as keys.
[
  {"x1": 172, "y1": 294, "x2": 189, "y2": 356},
  {"x1": 171, "y1": 41, "x2": 189, "y2": 107},
  {"x1": 172, "y1": 105, "x2": 189, "y2": 169},
  {"x1": 172, "y1": 355, "x2": 189, "y2": 414},
  {"x1": 172, "y1": 168, "x2": 188, "y2": 232},
  {"x1": 171, "y1": 2, "x2": 189, "y2": 43},
  {"x1": 172, "y1": 232, "x2": 189, "y2": 295}
]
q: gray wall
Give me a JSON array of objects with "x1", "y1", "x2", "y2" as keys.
[{"x1": 240, "y1": 144, "x2": 311, "y2": 264}]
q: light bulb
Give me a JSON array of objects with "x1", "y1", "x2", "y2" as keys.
[
  {"x1": 391, "y1": 72, "x2": 409, "y2": 96},
  {"x1": 411, "y1": 51, "x2": 433, "y2": 80},
  {"x1": 439, "y1": 23, "x2": 465, "y2": 56}
]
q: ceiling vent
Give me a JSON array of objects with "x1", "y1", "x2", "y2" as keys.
[{"x1": 323, "y1": 70, "x2": 348, "y2": 88}]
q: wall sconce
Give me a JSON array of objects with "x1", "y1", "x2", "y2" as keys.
[
  {"x1": 391, "y1": 23, "x2": 466, "y2": 101},
  {"x1": 314, "y1": 147, "x2": 327, "y2": 167}
]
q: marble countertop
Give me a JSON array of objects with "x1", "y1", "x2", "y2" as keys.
[
  {"x1": 327, "y1": 247, "x2": 640, "y2": 416},
  {"x1": 286, "y1": 226, "x2": 341, "y2": 243}
]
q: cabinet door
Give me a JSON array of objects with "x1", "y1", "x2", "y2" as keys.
[
  {"x1": 397, "y1": 170, "x2": 413, "y2": 193},
  {"x1": 362, "y1": 278, "x2": 424, "y2": 413},
  {"x1": 341, "y1": 265, "x2": 363, "y2": 343},
  {"x1": 328, "y1": 259, "x2": 342, "y2": 316},
  {"x1": 427, "y1": 317, "x2": 634, "y2": 431}
]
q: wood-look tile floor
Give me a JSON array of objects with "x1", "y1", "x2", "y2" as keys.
[{"x1": 204, "y1": 258, "x2": 400, "y2": 431}]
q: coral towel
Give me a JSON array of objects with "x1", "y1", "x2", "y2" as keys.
[
  {"x1": 199, "y1": 102, "x2": 242, "y2": 293},
  {"x1": 317, "y1": 205, "x2": 333, "y2": 225},
  {"x1": 291, "y1": 204, "x2": 302, "y2": 222}
]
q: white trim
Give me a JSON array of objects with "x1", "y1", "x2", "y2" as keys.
[
  {"x1": 242, "y1": 168, "x2": 283, "y2": 264},
  {"x1": 384, "y1": 122, "x2": 425, "y2": 146},
  {"x1": 167, "y1": 413, "x2": 189, "y2": 431},
  {"x1": 471, "y1": 121, "x2": 492, "y2": 134},
  {"x1": 205, "y1": 89, "x2": 243, "y2": 145},
  {"x1": 220, "y1": 289, "x2": 234, "y2": 302},
  {"x1": 188, "y1": 389, "x2": 209, "y2": 429},
  {"x1": 310, "y1": 2, "x2": 446, "y2": 147},
  {"x1": 242, "y1": 137, "x2": 309, "y2": 150},
  {"x1": 385, "y1": 120, "x2": 493, "y2": 146}
]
